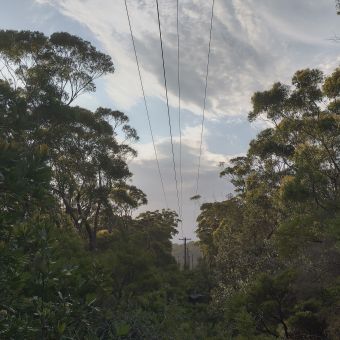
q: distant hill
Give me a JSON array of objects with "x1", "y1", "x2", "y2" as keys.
[{"x1": 172, "y1": 241, "x2": 202, "y2": 269}]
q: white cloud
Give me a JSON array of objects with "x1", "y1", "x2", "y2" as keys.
[
  {"x1": 133, "y1": 123, "x2": 226, "y2": 166},
  {"x1": 32, "y1": 0, "x2": 340, "y2": 239},
  {"x1": 129, "y1": 123, "x2": 236, "y2": 239},
  {"x1": 34, "y1": 0, "x2": 340, "y2": 120}
]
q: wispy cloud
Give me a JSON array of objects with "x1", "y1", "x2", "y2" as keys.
[{"x1": 31, "y1": 0, "x2": 340, "y2": 238}]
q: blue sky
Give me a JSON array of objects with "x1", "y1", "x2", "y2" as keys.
[{"x1": 1, "y1": 0, "x2": 340, "y2": 240}]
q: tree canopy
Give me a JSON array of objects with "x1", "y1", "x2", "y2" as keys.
[
  {"x1": 0, "y1": 30, "x2": 193, "y2": 339},
  {"x1": 196, "y1": 67, "x2": 340, "y2": 339},
  {"x1": 1, "y1": 28, "x2": 340, "y2": 339}
]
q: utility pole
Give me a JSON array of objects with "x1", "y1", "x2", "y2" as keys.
[{"x1": 179, "y1": 237, "x2": 191, "y2": 270}]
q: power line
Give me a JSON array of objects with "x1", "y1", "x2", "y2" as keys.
[
  {"x1": 195, "y1": 0, "x2": 215, "y2": 195},
  {"x1": 124, "y1": 0, "x2": 168, "y2": 208},
  {"x1": 155, "y1": 0, "x2": 183, "y2": 235},
  {"x1": 176, "y1": 0, "x2": 184, "y2": 227}
]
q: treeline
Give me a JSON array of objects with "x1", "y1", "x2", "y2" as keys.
[
  {"x1": 196, "y1": 68, "x2": 340, "y2": 339},
  {"x1": 0, "y1": 30, "x2": 209, "y2": 339},
  {"x1": 1, "y1": 29, "x2": 340, "y2": 339}
]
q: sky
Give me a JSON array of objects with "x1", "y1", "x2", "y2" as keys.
[{"x1": 1, "y1": 0, "x2": 340, "y2": 240}]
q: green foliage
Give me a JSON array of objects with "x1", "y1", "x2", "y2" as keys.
[
  {"x1": 0, "y1": 30, "x2": 114, "y2": 105},
  {"x1": 2, "y1": 28, "x2": 340, "y2": 339},
  {"x1": 0, "y1": 29, "x2": 210, "y2": 339},
  {"x1": 196, "y1": 67, "x2": 340, "y2": 338}
]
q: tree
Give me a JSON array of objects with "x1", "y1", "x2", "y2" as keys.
[
  {"x1": 196, "y1": 67, "x2": 340, "y2": 338},
  {"x1": 0, "y1": 29, "x2": 204, "y2": 339},
  {"x1": 0, "y1": 30, "x2": 113, "y2": 105},
  {"x1": 134, "y1": 210, "x2": 179, "y2": 266},
  {"x1": 0, "y1": 79, "x2": 52, "y2": 235},
  {"x1": 0, "y1": 30, "x2": 144, "y2": 249},
  {"x1": 46, "y1": 105, "x2": 139, "y2": 250}
]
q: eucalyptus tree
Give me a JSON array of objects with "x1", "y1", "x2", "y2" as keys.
[
  {"x1": 0, "y1": 30, "x2": 143, "y2": 249},
  {"x1": 196, "y1": 67, "x2": 340, "y2": 338},
  {"x1": 0, "y1": 30, "x2": 114, "y2": 105}
]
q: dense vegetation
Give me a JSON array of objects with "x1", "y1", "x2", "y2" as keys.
[
  {"x1": 0, "y1": 30, "x2": 205, "y2": 339},
  {"x1": 197, "y1": 67, "x2": 340, "y2": 339},
  {"x1": 0, "y1": 29, "x2": 339, "y2": 339}
]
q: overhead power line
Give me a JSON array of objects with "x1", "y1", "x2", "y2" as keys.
[
  {"x1": 195, "y1": 0, "x2": 215, "y2": 196},
  {"x1": 176, "y1": 0, "x2": 184, "y2": 225},
  {"x1": 124, "y1": 0, "x2": 168, "y2": 208},
  {"x1": 155, "y1": 0, "x2": 183, "y2": 236}
]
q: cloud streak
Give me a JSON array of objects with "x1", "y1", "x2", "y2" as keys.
[
  {"x1": 35, "y1": 0, "x2": 339, "y2": 119},
  {"x1": 31, "y1": 0, "x2": 340, "y2": 238}
]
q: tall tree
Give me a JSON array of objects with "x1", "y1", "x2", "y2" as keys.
[
  {"x1": 0, "y1": 30, "x2": 143, "y2": 249},
  {"x1": 197, "y1": 68, "x2": 340, "y2": 338}
]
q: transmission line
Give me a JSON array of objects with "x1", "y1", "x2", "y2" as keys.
[
  {"x1": 195, "y1": 0, "x2": 215, "y2": 195},
  {"x1": 124, "y1": 0, "x2": 168, "y2": 208},
  {"x1": 155, "y1": 0, "x2": 183, "y2": 235},
  {"x1": 176, "y1": 0, "x2": 184, "y2": 225}
]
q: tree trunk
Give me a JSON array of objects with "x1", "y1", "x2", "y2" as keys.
[{"x1": 85, "y1": 222, "x2": 97, "y2": 251}]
